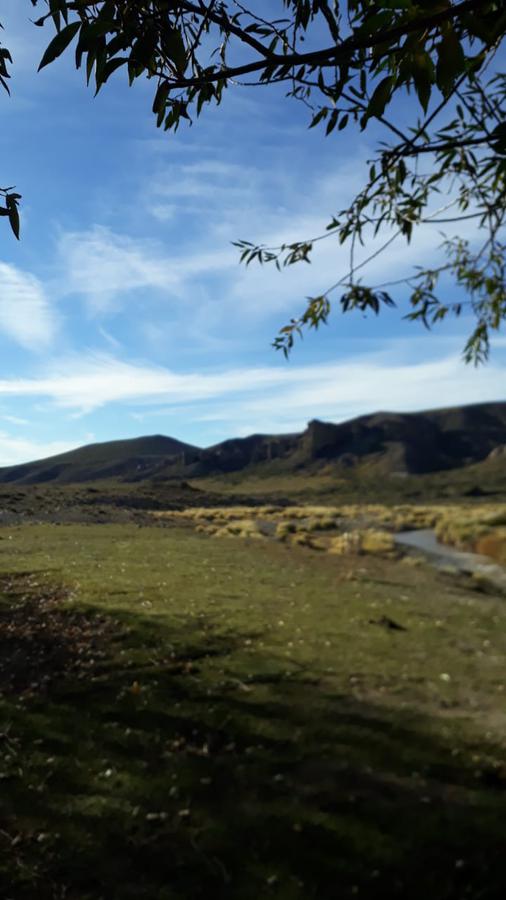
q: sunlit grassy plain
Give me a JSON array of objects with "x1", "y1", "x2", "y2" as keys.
[{"x1": 1, "y1": 505, "x2": 505, "y2": 899}]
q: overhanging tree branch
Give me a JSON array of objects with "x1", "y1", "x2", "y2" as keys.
[{"x1": 1, "y1": 1, "x2": 505, "y2": 361}]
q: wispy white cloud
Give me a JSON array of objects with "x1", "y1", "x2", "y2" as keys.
[
  {"x1": 58, "y1": 226, "x2": 182, "y2": 315},
  {"x1": 57, "y1": 225, "x2": 234, "y2": 315},
  {"x1": 58, "y1": 156, "x2": 486, "y2": 339},
  {"x1": 0, "y1": 353, "x2": 286, "y2": 414},
  {"x1": 0, "y1": 431, "x2": 77, "y2": 468},
  {"x1": 0, "y1": 347, "x2": 502, "y2": 436},
  {"x1": 98, "y1": 325, "x2": 123, "y2": 350},
  {"x1": 0, "y1": 414, "x2": 29, "y2": 426},
  {"x1": 0, "y1": 262, "x2": 58, "y2": 350}
]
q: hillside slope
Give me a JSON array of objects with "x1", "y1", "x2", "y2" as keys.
[
  {"x1": 0, "y1": 401, "x2": 504, "y2": 485},
  {"x1": 0, "y1": 435, "x2": 197, "y2": 485},
  {"x1": 183, "y1": 401, "x2": 506, "y2": 478}
]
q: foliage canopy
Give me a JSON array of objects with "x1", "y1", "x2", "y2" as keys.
[{"x1": 1, "y1": 1, "x2": 505, "y2": 360}]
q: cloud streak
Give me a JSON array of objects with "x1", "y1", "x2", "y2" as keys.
[
  {"x1": 0, "y1": 263, "x2": 58, "y2": 350},
  {"x1": 0, "y1": 431, "x2": 77, "y2": 468},
  {"x1": 56, "y1": 154, "x2": 488, "y2": 340},
  {"x1": 57, "y1": 225, "x2": 235, "y2": 316},
  {"x1": 0, "y1": 347, "x2": 502, "y2": 432}
]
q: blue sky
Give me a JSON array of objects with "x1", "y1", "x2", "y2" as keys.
[{"x1": 0, "y1": 1, "x2": 504, "y2": 465}]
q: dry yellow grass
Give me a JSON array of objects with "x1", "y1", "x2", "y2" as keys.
[
  {"x1": 361, "y1": 529, "x2": 396, "y2": 554},
  {"x1": 328, "y1": 531, "x2": 362, "y2": 555},
  {"x1": 434, "y1": 505, "x2": 506, "y2": 550},
  {"x1": 151, "y1": 502, "x2": 506, "y2": 562},
  {"x1": 328, "y1": 529, "x2": 396, "y2": 557},
  {"x1": 211, "y1": 519, "x2": 266, "y2": 539},
  {"x1": 475, "y1": 529, "x2": 506, "y2": 564},
  {"x1": 305, "y1": 515, "x2": 338, "y2": 532},
  {"x1": 275, "y1": 521, "x2": 296, "y2": 540},
  {"x1": 278, "y1": 505, "x2": 339, "y2": 519},
  {"x1": 290, "y1": 532, "x2": 325, "y2": 550}
]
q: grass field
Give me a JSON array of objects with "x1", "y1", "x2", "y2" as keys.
[
  {"x1": 190, "y1": 453, "x2": 506, "y2": 503},
  {"x1": 1, "y1": 522, "x2": 505, "y2": 899}
]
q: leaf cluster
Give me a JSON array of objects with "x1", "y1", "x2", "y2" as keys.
[{"x1": 0, "y1": 2, "x2": 504, "y2": 359}]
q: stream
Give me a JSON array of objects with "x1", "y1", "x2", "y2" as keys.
[{"x1": 394, "y1": 528, "x2": 506, "y2": 593}]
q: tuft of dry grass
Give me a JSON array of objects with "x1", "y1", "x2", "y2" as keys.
[
  {"x1": 290, "y1": 532, "x2": 325, "y2": 550},
  {"x1": 275, "y1": 521, "x2": 296, "y2": 540},
  {"x1": 328, "y1": 531, "x2": 362, "y2": 556},
  {"x1": 434, "y1": 506, "x2": 505, "y2": 550},
  {"x1": 361, "y1": 529, "x2": 396, "y2": 555},
  {"x1": 328, "y1": 529, "x2": 396, "y2": 557},
  {"x1": 211, "y1": 519, "x2": 266, "y2": 540},
  {"x1": 475, "y1": 529, "x2": 506, "y2": 564},
  {"x1": 305, "y1": 515, "x2": 338, "y2": 532}
]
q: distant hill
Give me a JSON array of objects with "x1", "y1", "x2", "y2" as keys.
[
  {"x1": 0, "y1": 435, "x2": 197, "y2": 485},
  {"x1": 180, "y1": 401, "x2": 506, "y2": 480},
  {"x1": 0, "y1": 401, "x2": 505, "y2": 485}
]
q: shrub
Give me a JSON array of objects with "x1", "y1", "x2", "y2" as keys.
[
  {"x1": 275, "y1": 521, "x2": 297, "y2": 540},
  {"x1": 257, "y1": 505, "x2": 280, "y2": 516},
  {"x1": 475, "y1": 530, "x2": 506, "y2": 564},
  {"x1": 211, "y1": 519, "x2": 266, "y2": 540},
  {"x1": 305, "y1": 515, "x2": 337, "y2": 532},
  {"x1": 435, "y1": 517, "x2": 490, "y2": 550},
  {"x1": 361, "y1": 530, "x2": 396, "y2": 555},
  {"x1": 481, "y1": 510, "x2": 506, "y2": 527},
  {"x1": 328, "y1": 532, "x2": 362, "y2": 556},
  {"x1": 328, "y1": 529, "x2": 395, "y2": 556},
  {"x1": 195, "y1": 523, "x2": 221, "y2": 535}
]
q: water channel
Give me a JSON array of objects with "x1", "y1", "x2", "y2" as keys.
[{"x1": 395, "y1": 528, "x2": 506, "y2": 593}]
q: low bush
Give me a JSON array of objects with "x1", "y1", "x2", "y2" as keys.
[
  {"x1": 361, "y1": 529, "x2": 396, "y2": 554},
  {"x1": 275, "y1": 521, "x2": 297, "y2": 540},
  {"x1": 475, "y1": 530, "x2": 506, "y2": 564},
  {"x1": 435, "y1": 517, "x2": 489, "y2": 550},
  {"x1": 328, "y1": 529, "x2": 395, "y2": 557},
  {"x1": 305, "y1": 515, "x2": 338, "y2": 532},
  {"x1": 212, "y1": 519, "x2": 266, "y2": 540},
  {"x1": 328, "y1": 531, "x2": 362, "y2": 556}
]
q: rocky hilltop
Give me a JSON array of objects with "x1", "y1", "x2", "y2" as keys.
[{"x1": 0, "y1": 401, "x2": 505, "y2": 485}]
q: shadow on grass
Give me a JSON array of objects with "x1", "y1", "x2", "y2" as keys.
[{"x1": 0, "y1": 575, "x2": 504, "y2": 900}]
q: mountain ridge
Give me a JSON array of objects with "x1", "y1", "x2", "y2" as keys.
[{"x1": 1, "y1": 400, "x2": 505, "y2": 485}]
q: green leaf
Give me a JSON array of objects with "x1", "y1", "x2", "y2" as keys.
[
  {"x1": 163, "y1": 28, "x2": 187, "y2": 75},
  {"x1": 153, "y1": 80, "x2": 170, "y2": 126},
  {"x1": 412, "y1": 53, "x2": 434, "y2": 113},
  {"x1": 491, "y1": 122, "x2": 506, "y2": 156},
  {"x1": 130, "y1": 30, "x2": 157, "y2": 69},
  {"x1": 436, "y1": 30, "x2": 465, "y2": 96},
  {"x1": 309, "y1": 107, "x2": 327, "y2": 129},
  {"x1": 86, "y1": 48, "x2": 97, "y2": 85},
  {"x1": 325, "y1": 108, "x2": 339, "y2": 135},
  {"x1": 95, "y1": 57, "x2": 127, "y2": 94},
  {"x1": 6, "y1": 195, "x2": 19, "y2": 240},
  {"x1": 368, "y1": 75, "x2": 394, "y2": 119},
  {"x1": 49, "y1": 0, "x2": 63, "y2": 31},
  {"x1": 38, "y1": 20, "x2": 81, "y2": 71}
]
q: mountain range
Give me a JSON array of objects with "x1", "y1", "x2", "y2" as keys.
[{"x1": 0, "y1": 401, "x2": 504, "y2": 487}]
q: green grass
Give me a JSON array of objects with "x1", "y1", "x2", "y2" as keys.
[
  {"x1": 0, "y1": 523, "x2": 505, "y2": 899},
  {"x1": 191, "y1": 454, "x2": 506, "y2": 503}
]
